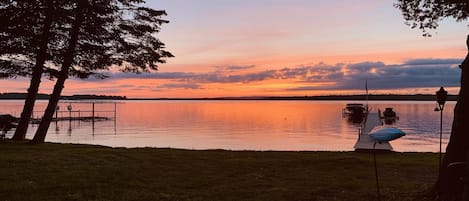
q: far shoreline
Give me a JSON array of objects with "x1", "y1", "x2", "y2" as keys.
[
  {"x1": 0, "y1": 93, "x2": 459, "y2": 101},
  {"x1": 127, "y1": 94, "x2": 459, "y2": 101}
]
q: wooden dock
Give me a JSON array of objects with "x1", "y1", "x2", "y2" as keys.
[
  {"x1": 30, "y1": 116, "x2": 110, "y2": 124},
  {"x1": 354, "y1": 112, "x2": 393, "y2": 151},
  {"x1": 29, "y1": 101, "x2": 117, "y2": 124}
]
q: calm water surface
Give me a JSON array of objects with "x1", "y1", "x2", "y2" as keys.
[{"x1": 1, "y1": 100, "x2": 454, "y2": 152}]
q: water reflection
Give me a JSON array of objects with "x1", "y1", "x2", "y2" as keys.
[{"x1": 0, "y1": 100, "x2": 455, "y2": 152}]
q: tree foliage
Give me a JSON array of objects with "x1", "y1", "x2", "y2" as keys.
[
  {"x1": 395, "y1": 0, "x2": 469, "y2": 36},
  {"x1": 56, "y1": 0, "x2": 174, "y2": 79},
  {"x1": 0, "y1": 0, "x2": 54, "y2": 78},
  {"x1": 32, "y1": 0, "x2": 173, "y2": 143},
  {"x1": 1, "y1": 0, "x2": 63, "y2": 140},
  {"x1": 1, "y1": 0, "x2": 173, "y2": 84}
]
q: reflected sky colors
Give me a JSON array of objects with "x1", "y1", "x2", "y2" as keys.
[
  {"x1": 1, "y1": 1, "x2": 467, "y2": 98},
  {"x1": 1, "y1": 100, "x2": 454, "y2": 152}
]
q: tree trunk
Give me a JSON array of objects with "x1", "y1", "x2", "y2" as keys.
[
  {"x1": 31, "y1": 0, "x2": 85, "y2": 144},
  {"x1": 12, "y1": 0, "x2": 53, "y2": 140},
  {"x1": 31, "y1": 76, "x2": 67, "y2": 143},
  {"x1": 438, "y1": 35, "x2": 469, "y2": 201}
]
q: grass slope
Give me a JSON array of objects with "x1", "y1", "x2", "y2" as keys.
[{"x1": 0, "y1": 141, "x2": 437, "y2": 201}]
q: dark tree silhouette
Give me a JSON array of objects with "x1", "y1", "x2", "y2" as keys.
[
  {"x1": 1, "y1": 0, "x2": 173, "y2": 142},
  {"x1": 1, "y1": 0, "x2": 59, "y2": 140},
  {"x1": 395, "y1": 1, "x2": 469, "y2": 200},
  {"x1": 30, "y1": 0, "x2": 173, "y2": 143},
  {"x1": 396, "y1": 1, "x2": 469, "y2": 37}
]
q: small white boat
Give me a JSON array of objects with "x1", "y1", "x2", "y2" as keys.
[{"x1": 369, "y1": 127, "x2": 405, "y2": 142}]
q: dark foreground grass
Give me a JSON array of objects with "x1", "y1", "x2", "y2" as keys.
[{"x1": 0, "y1": 141, "x2": 437, "y2": 201}]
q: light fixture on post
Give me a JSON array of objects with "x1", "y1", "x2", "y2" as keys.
[{"x1": 436, "y1": 86, "x2": 448, "y2": 171}]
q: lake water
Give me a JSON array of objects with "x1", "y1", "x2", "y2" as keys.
[{"x1": 1, "y1": 100, "x2": 454, "y2": 152}]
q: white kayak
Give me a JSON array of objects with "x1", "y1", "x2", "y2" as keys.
[{"x1": 369, "y1": 127, "x2": 405, "y2": 142}]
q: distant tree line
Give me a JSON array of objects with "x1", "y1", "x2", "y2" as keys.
[
  {"x1": 261, "y1": 94, "x2": 458, "y2": 101},
  {"x1": 118, "y1": 94, "x2": 459, "y2": 101},
  {"x1": 0, "y1": 93, "x2": 126, "y2": 100}
]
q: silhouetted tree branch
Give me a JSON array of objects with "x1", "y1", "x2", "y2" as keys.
[
  {"x1": 395, "y1": 0, "x2": 469, "y2": 37},
  {"x1": 396, "y1": 1, "x2": 469, "y2": 200},
  {"x1": 1, "y1": 0, "x2": 57, "y2": 140}
]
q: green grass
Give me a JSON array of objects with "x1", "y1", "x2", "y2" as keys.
[{"x1": 0, "y1": 141, "x2": 438, "y2": 201}]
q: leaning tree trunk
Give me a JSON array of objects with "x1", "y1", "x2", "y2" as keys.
[
  {"x1": 31, "y1": 0, "x2": 84, "y2": 144},
  {"x1": 438, "y1": 35, "x2": 469, "y2": 201},
  {"x1": 31, "y1": 75, "x2": 68, "y2": 143},
  {"x1": 12, "y1": 0, "x2": 53, "y2": 141}
]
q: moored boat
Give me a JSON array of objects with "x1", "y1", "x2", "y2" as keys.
[
  {"x1": 343, "y1": 103, "x2": 367, "y2": 116},
  {"x1": 343, "y1": 103, "x2": 368, "y2": 124},
  {"x1": 379, "y1": 107, "x2": 399, "y2": 125}
]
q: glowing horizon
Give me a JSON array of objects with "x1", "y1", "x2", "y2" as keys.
[{"x1": 1, "y1": 0, "x2": 467, "y2": 98}]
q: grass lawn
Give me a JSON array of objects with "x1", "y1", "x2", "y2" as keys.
[{"x1": 0, "y1": 141, "x2": 437, "y2": 201}]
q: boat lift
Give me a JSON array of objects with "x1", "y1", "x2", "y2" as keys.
[{"x1": 353, "y1": 111, "x2": 393, "y2": 151}]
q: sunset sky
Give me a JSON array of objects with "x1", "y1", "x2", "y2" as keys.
[{"x1": 2, "y1": 0, "x2": 468, "y2": 98}]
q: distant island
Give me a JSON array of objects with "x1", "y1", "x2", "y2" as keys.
[
  {"x1": 0, "y1": 93, "x2": 126, "y2": 100},
  {"x1": 0, "y1": 93, "x2": 458, "y2": 101}
]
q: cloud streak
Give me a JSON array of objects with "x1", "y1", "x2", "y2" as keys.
[
  {"x1": 75, "y1": 58, "x2": 462, "y2": 92},
  {"x1": 156, "y1": 83, "x2": 202, "y2": 90},
  {"x1": 215, "y1": 65, "x2": 256, "y2": 72}
]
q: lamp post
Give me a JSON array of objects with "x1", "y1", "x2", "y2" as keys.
[
  {"x1": 370, "y1": 128, "x2": 406, "y2": 201},
  {"x1": 436, "y1": 86, "x2": 448, "y2": 170}
]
